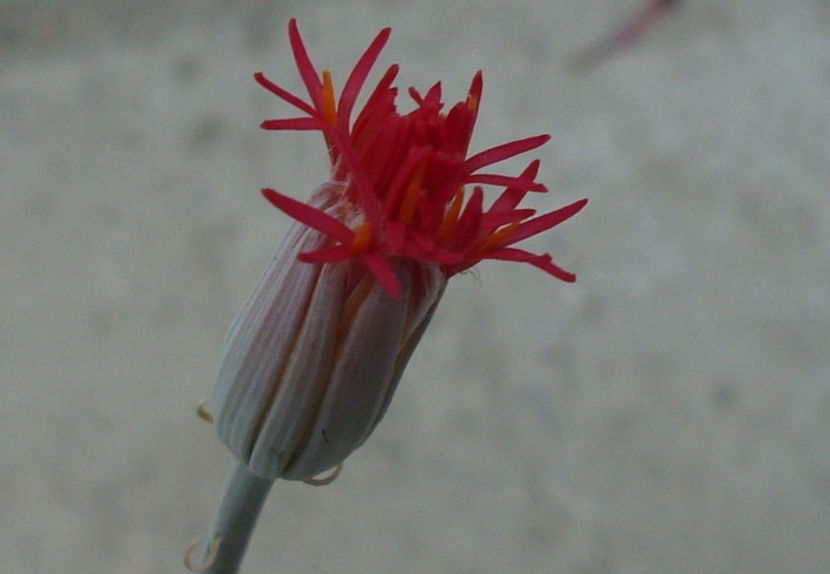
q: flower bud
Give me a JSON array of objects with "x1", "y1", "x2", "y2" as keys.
[
  {"x1": 211, "y1": 184, "x2": 446, "y2": 480},
  {"x1": 209, "y1": 18, "x2": 586, "y2": 483}
]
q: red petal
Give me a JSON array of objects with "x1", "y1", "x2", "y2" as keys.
[
  {"x1": 422, "y1": 82, "x2": 443, "y2": 105},
  {"x1": 497, "y1": 198, "x2": 588, "y2": 248},
  {"x1": 338, "y1": 27, "x2": 392, "y2": 131},
  {"x1": 400, "y1": 234, "x2": 464, "y2": 265},
  {"x1": 288, "y1": 19, "x2": 323, "y2": 111},
  {"x1": 385, "y1": 221, "x2": 406, "y2": 252},
  {"x1": 458, "y1": 71, "x2": 482, "y2": 156},
  {"x1": 382, "y1": 146, "x2": 431, "y2": 218},
  {"x1": 465, "y1": 173, "x2": 547, "y2": 192},
  {"x1": 254, "y1": 72, "x2": 318, "y2": 117},
  {"x1": 452, "y1": 187, "x2": 484, "y2": 248},
  {"x1": 354, "y1": 65, "x2": 399, "y2": 130},
  {"x1": 485, "y1": 247, "x2": 576, "y2": 282},
  {"x1": 487, "y1": 160, "x2": 541, "y2": 213},
  {"x1": 361, "y1": 253, "x2": 401, "y2": 297},
  {"x1": 261, "y1": 188, "x2": 355, "y2": 245},
  {"x1": 467, "y1": 71, "x2": 483, "y2": 109},
  {"x1": 329, "y1": 129, "x2": 382, "y2": 227},
  {"x1": 479, "y1": 208, "x2": 536, "y2": 233},
  {"x1": 260, "y1": 117, "x2": 328, "y2": 131},
  {"x1": 463, "y1": 134, "x2": 550, "y2": 174}
]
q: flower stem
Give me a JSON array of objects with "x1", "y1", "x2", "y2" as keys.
[{"x1": 188, "y1": 460, "x2": 274, "y2": 573}]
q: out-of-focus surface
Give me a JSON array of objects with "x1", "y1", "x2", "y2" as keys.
[{"x1": 2, "y1": 1, "x2": 828, "y2": 572}]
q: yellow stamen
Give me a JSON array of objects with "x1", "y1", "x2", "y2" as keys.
[
  {"x1": 398, "y1": 165, "x2": 426, "y2": 225},
  {"x1": 350, "y1": 220, "x2": 372, "y2": 253},
  {"x1": 321, "y1": 70, "x2": 338, "y2": 125},
  {"x1": 436, "y1": 186, "x2": 465, "y2": 241},
  {"x1": 475, "y1": 221, "x2": 520, "y2": 253},
  {"x1": 466, "y1": 93, "x2": 478, "y2": 111}
]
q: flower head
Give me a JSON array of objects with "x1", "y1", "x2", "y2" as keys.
[
  {"x1": 257, "y1": 18, "x2": 587, "y2": 297},
  {"x1": 209, "y1": 20, "x2": 587, "y2": 483}
]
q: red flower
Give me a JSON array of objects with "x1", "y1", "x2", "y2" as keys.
[{"x1": 256, "y1": 18, "x2": 587, "y2": 297}]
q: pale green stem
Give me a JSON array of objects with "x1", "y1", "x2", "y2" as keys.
[{"x1": 188, "y1": 460, "x2": 274, "y2": 574}]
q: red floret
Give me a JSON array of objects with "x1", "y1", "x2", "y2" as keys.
[{"x1": 257, "y1": 18, "x2": 587, "y2": 295}]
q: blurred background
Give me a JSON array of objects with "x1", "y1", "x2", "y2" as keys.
[{"x1": 1, "y1": 1, "x2": 828, "y2": 572}]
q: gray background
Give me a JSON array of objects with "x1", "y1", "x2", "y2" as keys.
[{"x1": 2, "y1": 1, "x2": 828, "y2": 572}]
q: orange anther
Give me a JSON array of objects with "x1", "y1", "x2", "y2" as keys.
[
  {"x1": 321, "y1": 70, "x2": 338, "y2": 125},
  {"x1": 436, "y1": 186, "x2": 464, "y2": 241},
  {"x1": 465, "y1": 93, "x2": 478, "y2": 111},
  {"x1": 398, "y1": 165, "x2": 425, "y2": 225},
  {"x1": 476, "y1": 221, "x2": 519, "y2": 253},
  {"x1": 350, "y1": 220, "x2": 373, "y2": 253}
]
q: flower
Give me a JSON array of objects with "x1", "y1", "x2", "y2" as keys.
[
  {"x1": 256, "y1": 19, "x2": 587, "y2": 297},
  {"x1": 210, "y1": 19, "x2": 586, "y2": 482}
]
